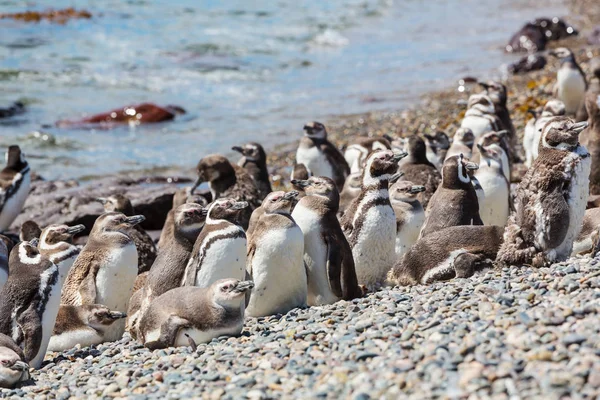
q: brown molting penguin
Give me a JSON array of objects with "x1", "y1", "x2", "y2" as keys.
[
  {"x1": 232, "y1": 142, "x2": 272, "y2": 201},
  {"x1": 576, "y1": 58, "x2": 600, "y2": 122},
  {"x1": 191, "y1": 154, "x2": 260, "y2": 229},
  {"x1": 579, "y1": 92, "x2": 600, "y2": 196},
  {"x1": 388, "y1": 225, "x2": 503, "y2": 286},
  {"x1": 550, "y1": 47, "x2": 587, "y2": 115},
  {"x1": 423, "y1": 131, "x2": 450, "y2": 171},
  {"x1": 419, "y1": 154, "x2": 483, "y2": 238},
  {"x1": 158, "y1": 187, "x2": 208, "y2": 251},
  {"x1": 496, "y1": 117, "x2": 590, "y2": 267},
  {"x1": 478, "y1": 80, "x2": 516, "y2": 150},
  {"x1": 344, "y1": 136, "x2": 391, "y2": 173}
]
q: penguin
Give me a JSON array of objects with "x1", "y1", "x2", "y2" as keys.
[
  {"x1": 579, "y1": 92, "x2": 600, "y2": 195},
  {"x1": 550, "y1": 47, "x2": 587, "y2": 115},
  {"x1": 139, "y1": 279, "x2": 254, "y2": 349},
  {"x1": 0, "y1": 333, "x2": 29, "y2": 388},
  {"x1": 460, "y1": 94, "x2": 501, "y2": 140},
  {"x1": 420, "y1": 154, "x2": 483, "y2": 238},
  {"x1": 396, "y1": 135, "x2": 441, "y2": 209},
  {"x1": 340, "y1": 150, "x2": 407, "y2": 290},
  {"x1": 344, "y1": 136, "x2": 391, "y2": 174},
  {"x1": 445, "y1": 128, "x2": 475, "y2": 160},
  {"x1": 472, "y1": 130, "x2": 511, "y2": 182},
  {"x1": 182, "y1": 199, "x2": 247, "y2": 288},
  {"x1": 38, "y1": 224, "x2": 84, "y2": 284},
  {"x1": 291, "y1": 176, "x2": 363, "y2": 305},
  {"x1": 423, "y1": 131, "x2": 450, "y2": 171},
  {"x1": 388, "y1": 225, "x2": 503, "y2": 286},
  {"x1": 572, "y1": 208, "x2": 600, "y2": 256},
  {"x1": 48, "y1": 305, "x2": 127, "y2": 352},
  {"x1": 232, "y1": 142, "x2": 272, "y2": 201},
  {"x1": 0, "y1": 238, "x2": 7, "y2": 292},
  {"x1": 478, "y1": 80, "x2": 516, "y2": 148},
  {"x1": 96, "y1": 194, "x2": 157, "y2": 274},
  {"x1": 576, "y1": 58, "x2": 600, "y2": 122},
  {"x1": 390, "y1": 181, "x2": 425, "y2": 260},
  {"x1": 61, "y1": 212, "x2": 145, "y2": 342},
  {"x1": 128, "y1": 203, "x2": 206, "y2": 338},
  {"x1": 0, "y1": 241, "x2": 61, "y2": 369},
  {"x1": 190, "y1": 154, "x2": 260, "y2": 229},
  {"x1": 158, "y1": 187, "x2": 207, "y2": 251},
  {"x1": 339, "y1": 172, "x2": 362, "y2": 216},
  {"x1": 496, "y1": 117, "x2": 590, "y2": 267},
  {"x1": 246, "y1": 191, "x2": 306, "y2": 317},
  {"x1": 0, "y1": 146, "x2": 30, "y2": 232},
  {"x1": 525, "y1": 100, "x2": 566, "y2": 167},
  {"x1": 475, "y1": 144, "x2": 510, "y2": 227},
  {"x1": 524, "y1": 109, "x2": 540, "y2": 168},
  {"x1": 296, "y1": 121, "x2": 350, "y2": 190}
]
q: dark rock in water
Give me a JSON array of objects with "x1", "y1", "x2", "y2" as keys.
[
  {"x1": 56, "y1": 103, "x2": 186, "y2": 128},
  {"x1": 0, "y1": 101, "x2": 25, "y2": 119},
  {"x1": 506, "y1": 17, "x2": 577, "y2": 53},
  {"x1": 508, "y1": 54, "x2": 547, "y2": 74},
  {"x1": 533, "y1": 17, "x2": 578, "y2": 41},
  {"x1": 589, "y1": 26, "x2": 600, "y2": 45}
]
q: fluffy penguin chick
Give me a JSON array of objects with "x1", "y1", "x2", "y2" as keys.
[
  {"x1": 139, "y1": 279, "x2": 254, "y2": 349},
  {"x1": 48, "y1": 305, "x2": 126, "y2": 351},
  {"x1": 232, "y1": 142, "x2": 272, "y2": 201},
  {"x1": 423, "y1": 131, "x2": 450, "y2": 171},
  {"x1": 0, "y1": 333, "x2": 29, "y2": 388},
  {"x1": 572, "y1": 207, "x2": 600, "y2": 256},
  {"x1": 390, "y1": 181, "x2": 425, "y2": 260},
  {"x1": 475, "y1": 144, "x2": 510, "y2": 227},
  {"x1": 497, "y1": 117, "x2": 590, "y2": 267},
  {"x1": 291, "y1": 176, "x2": 363, "y2": 305},
  {"x1": 460, "y1": 94, "x2": 501, "y2": 140},
  {"x1": 550, "y1": 47, "x2": 587, "y2": 115},
  {"x1": 0, "y1": 145, "x2": 30, "y2": 232},
  {"x1": 420, "y1": 154, "x2": 483, "y2": 238},
  {"x1": 341, "y1": 150, "x2": 407, "y2": 290},
  {"x1": 388, "y1": 225, "x2": 503, "y2": 285},
  {"x1": 445, "y1": 128, "x2": 475, "y2": 161},
  {"x1": 579, "y1": 93, "x2": 600, "y2": 195},
  {"x1": 246, "y1": 191, "x2": 306, "y2": 317},
  {"x1": 526, "y1": 100, "x2": 566, "y2": 167}
]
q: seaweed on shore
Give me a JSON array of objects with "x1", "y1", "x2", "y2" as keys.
[{"x1": 0, "y1": 8, "x2": 92, "y2": 24}]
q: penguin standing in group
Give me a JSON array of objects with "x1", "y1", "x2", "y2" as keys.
[
  {"x1": 61, "y1": 212, "x2": 145, "y2": 341},
  {"x1": 389, "y1": 180, "x2": 425, "y2": 260},
  {"x1": 0, "y1": 145, "x2": 31, "y2": 232},
  {"x1": 0, "y1": 241, "x2": 61, "y2": 369},
  {"x1": 419, "y1": 154, "x2": 483, "y2": 238},
  {"x1": 460, "y1": 94, "x2": 501, "y2": 140},
  {"x1": 0, "y1": 333, "x2": 30, "y2": 388},
  {"x1": 474, "y1": 144, "x2": 510, "y2": 227},
  {"x1": 423, "y1": 131, "x2": 450, "y2": 171},
  {"x1": 291, "y1": 176, "x2": 363, "y2": 305},
  {"x1": 550, "y1": 47, "x2": 587, "y2": 115},
  {"x1": 579, "y1": 92, "x2": 600, "y2": 195},
  {"x1": 344, "y1": 136, "x2": 391, "y2": 173},
  {"x1": 497, "y1": 117, "x2": 590, "y2": 267},
  {"x1": 395, "y1": 136, "x2": 440, "y2": 209},
  {"x1": 445, "y1": 128, "x2": 475, "y2": 160},
  {"x1": 524, "y1": 100, "x2": 566, "y2": 167},
  {"x1": 158, "y1": 187, "x2": 207, "y2": 251},
  {"x1": 341, "y1": 150, "x2": 407, "y2": 290},
  {"x1": 296, "y1": 122, "x2": 350, "y2": 190},
  {"x1": 472, "y1": 130, "x2": 511, "y2": 182},
  {"x1": 246, "y1": 191, "x2": 307, "y2": 317},
  {"x1": 478, "y1": 80, "x2": 516, "y2": 148},
  {"x1": 232, "y1": 142, "x2": 272, "y2": 201},
  {"x1": 576, "y1": 58, "x2": 600, "y2": 122}
]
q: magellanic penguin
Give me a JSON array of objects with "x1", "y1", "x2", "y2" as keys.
[
  {"x1": 339, "y1": 172, "x2": 362, "y2": 216},
  {"x1": 19, "y1": 220, "x2": 41, "y2": 242},
  {"x1": 396, "y1": 136, "x2": 441, "y2": 209},
  {"x1": 388, "y1": 225, "x2": 503, "y2": 286},
  {"x1": 460, "y1": 94, "x2": 501, "y2": 140},
  {"x1": 478, "y1": 80, "x2": 516, "y2": 148},
  {"x1": 48, "y1": 305, "x2": 126, "y2": 352},
  {"x1": 291, "y1": 176, "x2": 363, "y2": 305},
  {"x1": 61, "y1": 212, "x2": 145, "y2": 342},
  {"x1": 390, "y1": 181, "x2": 425, "y2": 260},
  {"x1": 524, "y1": 100, "x2": 566, "y2": 167},
  {"x1": 550, "y1": 47, "x2": 587, "y2": 115},
  {"x1": 191, "y1": 154, "x2": 260, "y2": 229},
  {"x1": 246, "y1": 191, "x2": 307, "y2": 317},
  {"x1": 296, "y1": 122, "x2": 350, "y2": 190},
  {"x1": 475, "y1": 144, "x2": 510, "y2": 227},
  {"x1": 340, "y1": 150, "x2": 407, "y2": 290},
  {"x1": 0, "y1": 333, "x2": 30, "y2": 388},
  {"x1": 182, "y1": 199, "x2": 248, "y2": 288},
  {"x1": 158, "y1": 187, "x2": 208, "y2": 251},
  {"x1": 38, "y1": 224, "x2": 85, "y2": 284},
  {"x1": 0, "y1": 241, "x2": 61, "y2": 369},
  {"x1": 497, "y1": 117, "x2": 590, "y2": 267},
  {"x1": 472, "y1": 130, "x2": 511, "y2": 182},
  {"x1": 445, "y1": 128, "x2": 475, "y2": 161},
  {"x1": 423, "y1": 131, "x2": 450, "y2": 171},
  {"x1": 128, "y1": 203, "x2": 206, "y2": 338},
  {"x1": 96, "y1": 194, "x2": 157, "y2": 274},
  {"x1": 0, "y1": 146, "x2": 30, "y2": 232},
  {"x1": 232, "y1": 142, "x2": 272, "y2": 201},
  {"x1": 344, "y1": 136, "x2": 391, "y2": 174},
  {"x1": 572, "y1": 208, "x2": 600, "y2": 256},
  {"x1": 419, "y1": 154, "x2": 483, "y2": 238},
  {"x1": 139, "y1": 279, "x2": 254, "y2": 349},
  {"x1": 579, "y1": 92, "x2": 600, "y2": 195},
  {"x1": 0, "y1": 237, "x2": 8, "y2": 291},
  {"x1": 576, "y1": 58, "x2": 600, "y2": 122}
]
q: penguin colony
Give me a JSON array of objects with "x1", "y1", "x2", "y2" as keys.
[{"x1": 0, "y1": 50, "x2": 599, "y2": 389}]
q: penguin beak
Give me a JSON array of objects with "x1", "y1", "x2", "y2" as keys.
[
  {"x1": 476, "y1": 143, "x2": 487, "y2": 155},
  {"x1": 233, "y1": 280, "x2": 254, "y2": 293},
  {"x1": 190, "y1": 176, "x2": 204, "y2": 195},
  {"x1": 283, "y1": 191, "x2": 299, "y2": 200},
  {"x1": 392, "y1": 151, "x2": 408, "y2": 162},
  {"x1": 291, "y1": 179, "x2": 310, "y2": 188},
  {"x1": 410, "y1": 185, "x2": 426, "y2": 194},
  {"x1": 230, "y1": 201, "x2": 249, "y2": 210},
  {"x1": 29, "y1": 238, "x2": 39, "y2": 247},
  {"x1": 66, "y1": 224, "x2": 85, "y2": 235},
  {"x1": 465, "y1": 162, "x2": 479, "y2": 171},
  {"x1": 125, "y1": 215, "x2": 145, "y2": 226},
  {"x1": 382, "y1": 134, "x2": 394, "y2": 143},
  {"x1": 571, "y1": 121, "x2": 589, "y2": 134},
  {"x1": 108, "y1": 311, "x2": 127, "y2": 320},
  {"x1": 495, "y1": 130, "x2": 508, "y2": 138},
  {"x1": 95, "y1": 197, "x2": 108, "y2": 205},
  {"x1": 12, "y1": 360, "x2": 29, "y2": 372},
  {"x1": 231, "y1": 146, "x2": 244, "y2": 155},
  {"x1": 389, "y1": 172, "x2": 404, "y2": 184},
  {"x1": 303, "y1": 125, "x2": 313, "y2": 135}
]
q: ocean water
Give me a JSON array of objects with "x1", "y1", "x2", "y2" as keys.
[{"x1": 0, "y1": 0, "x2": 566, "y2": 180}]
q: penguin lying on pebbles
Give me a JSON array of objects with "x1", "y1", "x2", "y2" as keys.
[
  {"x1": 232, "y1": 142, "x2": 272, "y2": 201},
  {"x1": 388, "y1": 225, "x2": 504, "y2": 286},
  {"x1": 475, "y1": 144, "x2": 510, "y2": 227},
  {"x1": 396, "y1": 136, "x2": 440, "y2": 209},
  {"x1": 390, "y1": 181, "x2": 425, "y2": 260},
  {"x1": 0, "y1": 145, "x2": 31, "y2": 232},
  {"x1": 446, "y1": 128, "x2": 475, "y2": 161},
  {"x1": 460, "y1": 94, "x2": 501, "y2": 140},
  {"x1": 48, "y1": 305, "x2": 126, "y2": 352},
  {"x1": 139, "y1": 279, "x2": 254, "y2": 350},
  {"x1": 524, "y1": 100, "x2": 566, "y2": 167},
  {"x1": 497, "y1": 117, "x2": 590, "y2": 267},
  {"x1": 246, "y1": 191, "x2": 307, "y2": 317},
  {"x1": 579, "y1": 93, "x2": 600, "y2": 196},
  {"x1": 344, "y1": 136, "x2": 391, "y2": 174},
  {"x1": 550, "y1": 47, "x2": 587, "y2": 115},
  {"x1": 423, "y1": 131, "x2": 450, "y2": 170},
  {"x1": 0, "y1": 333, "x2": 30, "y2": 388},
  {"x1": 572, "y1": 208, "x2": 600, "y2": 256}
]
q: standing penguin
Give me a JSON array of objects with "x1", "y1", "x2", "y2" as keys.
[
  {"x1": 579, "y1": 92, "x2": 600, "y2": 195},
  {"x1": 419, "y1": 155, "x2": 483, "y2": 238},
  {"x1": 339, "y1": 172, "x2": 362, "y2": 216},
  {"x1": 396, "y1": 136, "x2": 440, "y2": 209},
  {"x1": 0, "y1": 241, "x2": 61, "y2": 369},
  {"x1": 460, "y1": 94, "x2": 501, "y2": 140},
  {"x1": 232, "y1": 142, "x2": 272, "y2": 201},
  {"x1": 497, "y1": 117, "x2": 590, "y2": 267},
  {"x1": 576, "y1": 58, "x2": 600, "y2": 122},
  {"x1": 341, "y1": 150, "x2": 407, "y2": 290},
  {"x1": 478, "y1": 81, "x2": 516, "y2": 146},
  {"x1": 38, "y1": 224, "x2": 84, "y2": 287},
  {"x1": 0, "y1": 146, "x2": 30, "y2": 232},
  {"x1": 472, "y1": 130, "x2": 511, "y2": 182},
  {"x1": 445, "y1": 128, "x2": 475, "y2": 160},
  {"x1": 291, "y1": 176, "x2": 363, "y2": 305},
  {"x1": 390, "y1": 181, "x2": 425, "y2": 260},
  {"x1": 96, "y1": 194, "x2": 157, "y2": 274},
  {"x1": 475, "y1": 144, "x2": 510, "y2": 227},
  {"x1": 423, "y1": 131, "x2": 450, "y2": 171},
  {"x1": 182, "y1": 199, "x2": 247, "y2": 288},
  {"x1": 61, "y1": 213, "x2": 145, "y2": 341},
  {"x1": 246, "y1": 191, "x2": 306, "y2": 317},
  {"x1": 344, "y1": 136, "x2": 391, "y2": 174},
  {"x1": 0, "y1": 333, "x2": 30, "y2": 388},
  {"x1": 158, "y1": 187, "x2": 207, "y2": 251},
  {"x1": 296, "y1": 122, "x2": 350, "y2": 190},
  {"x1": 524, "y1": 100, "x2": 566, "y2": 167},
  {"x1": 550, "y1": 48, "x2": 587, "y2": 115}
]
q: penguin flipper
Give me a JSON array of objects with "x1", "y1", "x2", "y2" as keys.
[
  {"x1": 145, "y1": 316, "x2": 190, "y2": 350},
  {"x1": 18, "y1": 307, "x2": 41, "y2": 365},
  {"x1": 323, "y1": 234, "x2": 343, "y2": 299},
  {"x1": 78, "y1": 273, "x2": 97, "y2": 305}
]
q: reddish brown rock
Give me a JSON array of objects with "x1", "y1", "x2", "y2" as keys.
[{"x1": 56, "y1": 103, "x2": 186, "y2": 128}]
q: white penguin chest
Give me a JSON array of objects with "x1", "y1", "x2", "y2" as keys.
[
  {"x1": 95, "y1": 244, "x2": 138, "y2": 312},
  {"x1": 395, "y1": 209, "x2": 425, "y2": 257},
  {"x1": 30, "y1": 281, "x2": 62, "y2": 369},
  {"x1": 461, "y1": 116, "x2": 492, "y2": 140},
  {"x1": 194, "y1": 227, "x2": 246, "y2": 288},
  {"x1": 48, "y1": 328, "x2": 102, "y2": 352},
  {"x1": 476, "y1": 170, "x2": 509, "y2": 226},
  {"x1": 296, "y1": 146, "x2": 334, "y2": 179},
  {"x1": 557, "y1": 68, "x2": 586, "y2": 113},
  {"x1": 0, "y1": 171, "x2": 30, "y2": 231}
]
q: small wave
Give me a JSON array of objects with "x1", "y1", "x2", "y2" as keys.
[{"x1": 310, "y1": 29, "x2": 349, "y2": 47}]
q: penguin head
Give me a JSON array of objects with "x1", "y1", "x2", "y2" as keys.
[
  {"x1": 39, "y1": 224, "x2": 85, "y2": 250},
  {"x1": 478, "y1": 80, "x2": 507, "y2": 105},
  {"x1": 92, "y1": 212, "x2": 145, "y2": 241},
  {"x1": 213, "y1": 279, "x2": 254, "y2": 308},
  {"x1": 291, "y1": 163, "x2": 311, "y2": 182},
  {"x1": 467, "y1": 94, "x2": 495, "y2": 114},
  {"x1": 390, "y1": 180, "x2": 425, "y2": 204},
  {"x1": 405, "y1": 136, "x2": 427, "y2": 159},
  {"x1": 4, "y1": 145, "x2": 27, "y2": 171},
  {"x1": 0, "y1": 346, "x2": 29, "y2": 389},
  {"x1": 541, "y1": 117, "x2": 588, "y2": 151},
  {"x1": 423, "y1": 131, "x2": 450, "y2": 151},
  {"x1": 85, "y1": 305, "x2": 126, "y2": 332},
  {"x1": 476, "y1": 143, "x2": 504, "y2": 169},
  {"x1": 263, "y1": 191, "x2": 298, "y2": 215},
  {"x1": 173, "y1": 187, "x2": 208, "y2": 210},
  {"x1": 364, "y1": 150, "x2": 406, "y2": 184},
  {"x1": 231, "y1": 142, "x2": 266, "y2": 164},
  {"x1": 11, "y1": 240, "x2": 42, "y2": 266},
  {"x1": 455, "y1": 128, "x2": 475, "y2": 147},
  {"x1": 174, "y1": 203, "x2": 207, "y2": 234},
  {"x1": 192, "y1": 154, "x2": 235, "y2": 194},
  {"x1": 19, "y1": 220, "x2": 42, "y2": 243},
  {"x1": 442, "y1": 154, "x2": 478, "y2": 188},
  {"x1": 95, "y1": 194, "x2": 134, "y2": 216},
  {"x1": 206, "y1": 198, "x2": 248, "y2": 224},
  {"x1": 549, "y1": 47, "x2": 574, "y2": 63},
  {"x1": 541, "y1": 100, "x2": 566, "y2": 117},
  {"x1": 303, "y1": 122, "x2": 327, "y2": 140},
  {"x1": 291, "y1": 176, "x2": 339, "y2": 205}
]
